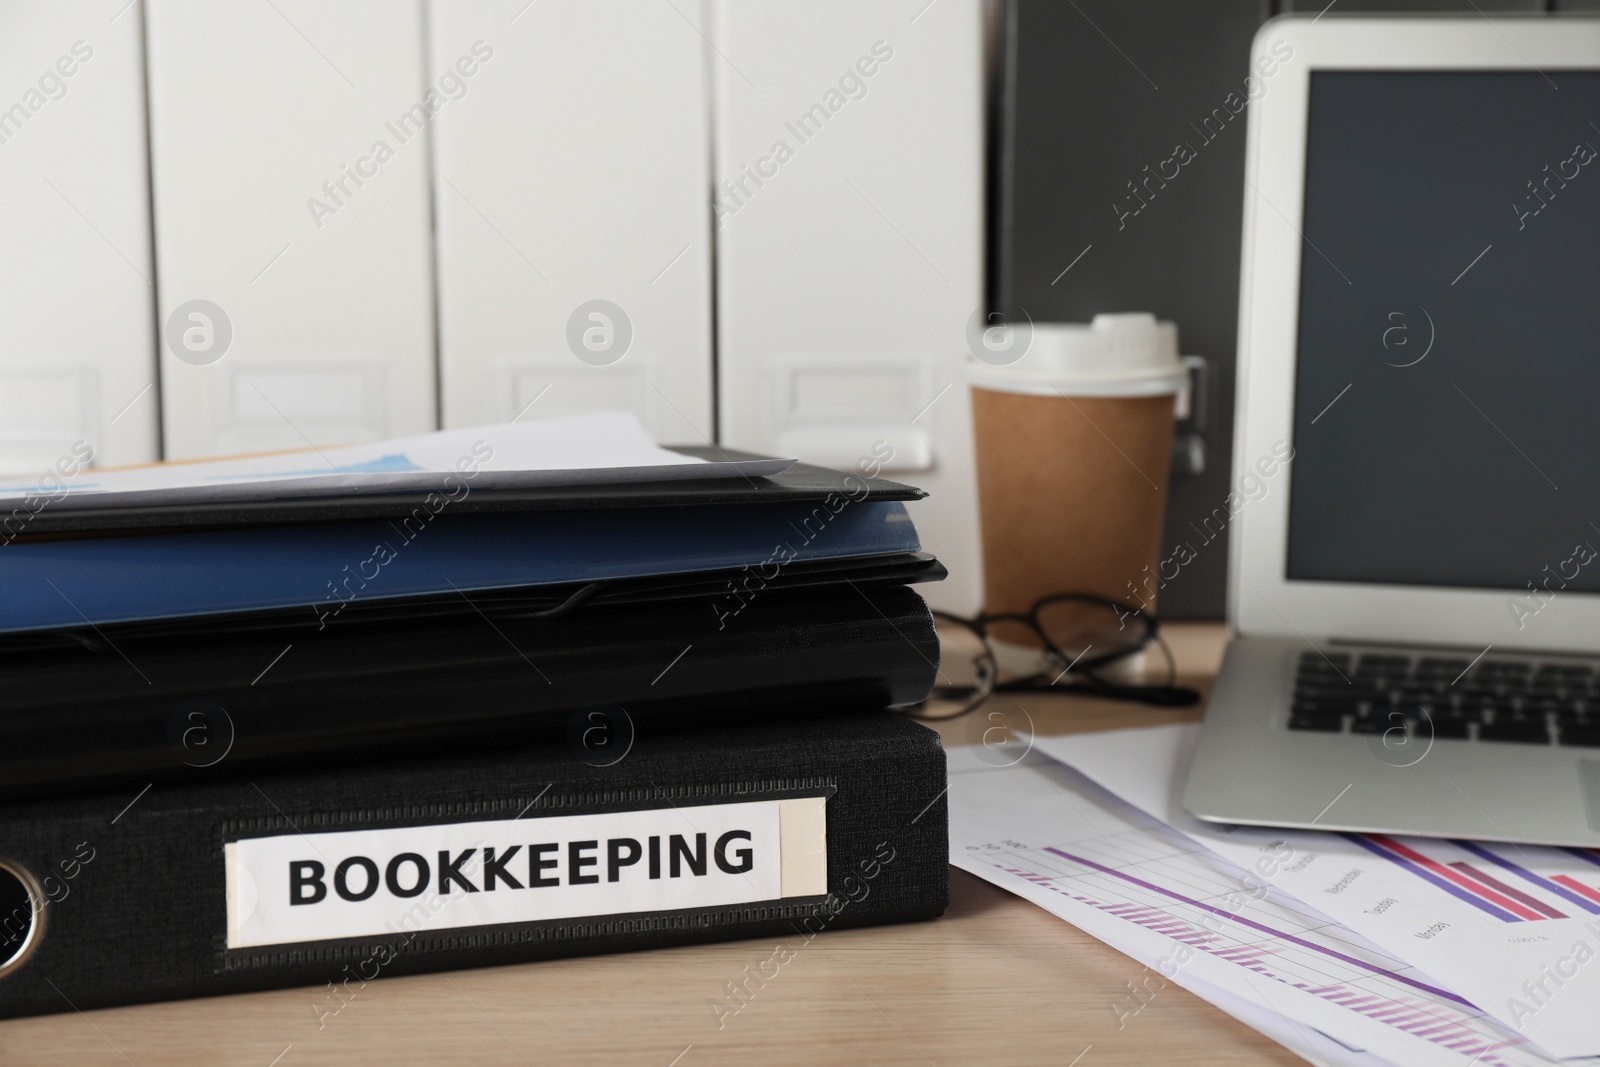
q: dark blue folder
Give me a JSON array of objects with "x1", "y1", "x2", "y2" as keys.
[{"x1": 0, "y1": 500, "x2": 917, "y2": 633}]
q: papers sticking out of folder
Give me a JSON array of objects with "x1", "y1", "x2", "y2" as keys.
[{"x1": 0, "y1": 412, "x2": 794, "y2": 510}]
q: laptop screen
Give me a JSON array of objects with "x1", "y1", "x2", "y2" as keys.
[{"x1": 1286, "y1": 70, "x2": 1600, "y2": 594}]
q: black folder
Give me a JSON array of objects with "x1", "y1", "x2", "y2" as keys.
[
  {"x1": 0, "y1": 711, "x2": 948, "y2": 1018},
  {"x1": 12, "y1": 450, "x2": 923, "y2": 538},
  {"x1": 0, "y1": 557, "x2": 942, "y2": 799}
]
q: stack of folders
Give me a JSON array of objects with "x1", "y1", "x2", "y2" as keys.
[{"x1": 0, "y1": 414, "x2": 948, "y2": 1017}]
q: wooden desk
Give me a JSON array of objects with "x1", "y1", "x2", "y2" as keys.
[{"x1": 1, "y1": 623, "x2": 1301, "y2": 1066}]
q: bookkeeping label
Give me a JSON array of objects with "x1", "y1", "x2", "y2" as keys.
[{"x1": 224, "y1": 797, "x2": 827, "y2": 949}]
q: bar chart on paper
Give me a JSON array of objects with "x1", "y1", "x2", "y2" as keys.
[
  {"x1": 1348, "y1": 835, "x2": 1600, "y2": 923},
  {"x1": 948, "y1": 752, "x2": 1568, "y2": 1067},
  {"x1": 1554, "y1": 849, "x2": 1600, "y2": 905},
  {"x1": 1028, "y1": 723, "x2": 1600, "y2": 1061}
]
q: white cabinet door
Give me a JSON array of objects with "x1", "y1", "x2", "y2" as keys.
[
  {"x1": 146, "y1": 0, "x2": 437, "y2": 458},
  {"x1": 430, "y1": 0, "x2": 714, "y2": 443},
  {"x1": 0, "y1": 1, "x2": 157, "y2": 476},
  {"x1": 711, "y1": 0, "x2": 986, "y2": 611}
]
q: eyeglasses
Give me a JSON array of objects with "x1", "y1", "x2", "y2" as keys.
[{"x1": 902, "y1": 592, "x2": 1200, "y2": 720}]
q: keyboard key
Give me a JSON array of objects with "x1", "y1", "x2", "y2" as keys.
[
  {"x1": 1538, "y1": 665, "x2": 1594, "y2": 682},
  {"x1": 1423, "y1": 718, "x2": 1471, "y2": 740},
  {"x1": 1561, "y1": 723, "x2": 1600, "y2": 746},
  {"x1": 1286, "y1": 681, "x2": 1350, "y2": 697},
  {"x1": 1288, "y1": 711, "x2": 1344, "y2": 732},
  {"x1": 1292, "y1": 694, "x2": 1356, "y2": 716},
  {"x1": 1476, "y1": 660, "x2": 1532, "y2": 678},
  {"x1": 1397, "y1": 705, "x2": 1466, "y2": 738},
  {"x1": 1297, "y1": 688, "x2": 1378, "y2": 709},
  {"x1": 1350, "y1": 715, "x2": 1390, "y2": 735},
  {"x1": 1495, "y1": 707, "x2": 1546, "y2": 726},
  {"x1": 1352, "y1": 708, "x2": 1412, "y2": 735},
  {"x1": 1440, "y1": 704, "x2": 1486, "y2": 724},
  {"x1": 1296, "y1": 676, "x2": 1350, "y2": 693}
]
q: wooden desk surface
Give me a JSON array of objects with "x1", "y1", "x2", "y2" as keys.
[{"x1": 0, "y1": 623, "x2": 1303, "y2": 1066}]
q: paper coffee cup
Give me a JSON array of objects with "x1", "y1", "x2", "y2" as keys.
[{"x1": 968, "y1": 313, "x2": 1185, "y2": 662}]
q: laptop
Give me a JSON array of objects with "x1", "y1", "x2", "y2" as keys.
[{"x1": 1182, "y1": 15, "x2": 1600, "y2": 846}]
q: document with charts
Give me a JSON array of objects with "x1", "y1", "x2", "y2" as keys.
[
  {"x1": 1035, "y1": 726, "x2": 1600, "y2": 1061},
  {"x1": 948, "y1": 746, "x2": 1600, "y2": 1067}
]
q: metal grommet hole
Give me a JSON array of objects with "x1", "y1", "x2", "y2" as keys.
[{"x1": 0, "y1": 858, "x2": 44, "y2": 979}]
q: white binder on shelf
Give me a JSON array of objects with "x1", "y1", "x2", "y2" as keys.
[
  {"x1": 0, "y1": 2, "x2": 158, "y2": 476},
  {"x1": 710, "y1": 0, "x2": 986, "y2": 612},
  {"x1": 428, "y1": 0, "x2": 714, "y2": 444},
  {"x1": 145, "y1": 0, "x2": 437, "y2": 459}
]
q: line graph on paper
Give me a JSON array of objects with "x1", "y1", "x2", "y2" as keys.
[{"x1": 949, "y1": 755, "x2": 1572, "y2": 1067}]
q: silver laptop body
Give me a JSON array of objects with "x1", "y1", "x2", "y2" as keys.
[{"x1": 1182, "y1": 16, "x2": 1600, "y2": 846}]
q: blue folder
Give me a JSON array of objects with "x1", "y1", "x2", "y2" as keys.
[{"x1": 0, "y1": 500, "x2": 918, "y2": 633}]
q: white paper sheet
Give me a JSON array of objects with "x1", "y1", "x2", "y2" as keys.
[
  {"x1": 0, "y1": 412, "x2": 793, "y2": 508},
  {"x1": 1035, "y1": 726, "x2": 1600, "y2": 1061},
  {"x1": 1094, "y1": 932, "x2": 1401, "y2": 1067},
  {"x1": 948, "y1": 746, "x2": 1585, "y2": 1067}
]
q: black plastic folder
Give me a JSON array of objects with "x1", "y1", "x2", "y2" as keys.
[
  {"x1": 6, "y1": 449, "x2": 923, "y2": 537},
  {"x1": 0, "y1": 562, "x2": 942, "y2": 798},
  {"x1": 0, "y1": 711, "x2": 947, "y2": 1019}
]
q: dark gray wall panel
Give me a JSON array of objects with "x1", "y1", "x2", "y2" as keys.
[
  {"x1": 1281, "y1": 0, "x2": 1543, "y2": 9},
  {"x1": 997, "y1": 0, "x2": 1268, "y2": 617}
]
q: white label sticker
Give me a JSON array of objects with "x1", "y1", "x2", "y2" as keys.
[{"x1": 224, "y1": 797, "x2": 827, "y2": 949}]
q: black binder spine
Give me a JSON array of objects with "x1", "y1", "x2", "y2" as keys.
[{"x1": 0, "y1": 713, "x2": 947, "y2": 1018}]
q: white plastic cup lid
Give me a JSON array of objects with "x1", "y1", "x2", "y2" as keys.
[{"x1": 966, "y1": 312, "x2": 1187, "y2": 398}]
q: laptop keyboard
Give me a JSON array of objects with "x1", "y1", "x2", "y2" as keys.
[{"x1": 1289, "y1": 650, "x2": 1600, "y2": 745}]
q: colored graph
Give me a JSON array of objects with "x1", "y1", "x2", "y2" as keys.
[
  {"x1": 952, "y1": 767, "x2": 1554, "y2": 1067},
  {"x1": 978, "y1": 834, "x2": 1549, "y2": 1067},
  {"x1": 1017, "y1": 724, "x2": 1600, "y2": 1061},
  {"x1": 1349, "y1": 834, "x2": 1600, "y2": 923}
]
